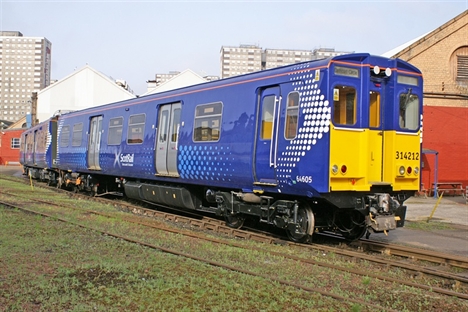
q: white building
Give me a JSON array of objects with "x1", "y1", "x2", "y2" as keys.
[
  {"x1": 36, "y1": 65, "x2": 135, "y2": 122},
  {"x1": 143, "y1": 69, "x2": 211, "y2": 96}
]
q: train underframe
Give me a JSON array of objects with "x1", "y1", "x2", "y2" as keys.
[{"x1": 25, "y1": 167, "x2": 410, "y2": 242}]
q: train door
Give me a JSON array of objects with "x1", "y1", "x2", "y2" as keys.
[
  {"x1": 22, "y1": 134, "x2": 28, "y2": 164},
  {"x1": 33, "y1": 129, "x2": 38, "y2": 165},
  {"x1": 155, "y1": 103, "x2": 181, "y2": 176},
  {"x1": 368, "y1": 80, "x2": 384, "y2": 183},
  {"x1": 51, "y1": 118, "x2": 58, "y2": 167},
  {"x1": 253, "y1": 87, "x2": 281, "y2": 185},
  {"x1": 25, "y1": 133, "x2": 33, "y2": 164},
  {"x1": 88, "y1": 116, "x2": 103, "y2": 170}
]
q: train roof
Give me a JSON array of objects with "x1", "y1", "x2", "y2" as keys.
[{"x1": 56, "y1": 53, "x2": 421, "y2": 120}]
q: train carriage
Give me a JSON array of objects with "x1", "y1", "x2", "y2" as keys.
[
  {"x1": 19, "y1": 117, "x2": 58, "y2": 182},
  {"x1": 21, "y1": 53, "x2": 423, "y2": 242}
]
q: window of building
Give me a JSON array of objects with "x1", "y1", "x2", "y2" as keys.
[
  {"x1": 127, "y1": 114, "x2": 145, "y2": 144},
  {"x1": 11, "y1": 138, "x2": 20, "y2": 149},
  {"x1": 285, "y1": 92, "x2": 299, "y2": 139},
  {"x1": 60, "y1": 126, "x2": 70, "y2": 147},
  {"x1": 333, "y1": 86, "x2": 356, "y2": 125},
  {"x1": 457, "y1": 55, "x2": 468, "y2": 80},
  {"x1": 108, "y1": 117, "x2": 123, "y2": 145},
  {"x1": 193, "y1": 102, "x2": 222, "y2": 142},
  {"x1": 72, "y1": 123, "x2": 83, "y2": 146},
  {"x1": 450, "y1": 46, "x2": 468, "y2": 88}
]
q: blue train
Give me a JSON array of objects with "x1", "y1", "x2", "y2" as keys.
[{"x1": 20, "y1": 53, "x2": 423, "y2": 242}]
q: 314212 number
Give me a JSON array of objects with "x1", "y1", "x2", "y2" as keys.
[{"x1": 395, "y1": 151, "x2": 419, "y2": 160}]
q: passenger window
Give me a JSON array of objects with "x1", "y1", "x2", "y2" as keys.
[
  {"x1": 127, "y1": 114, "x2": 145, "y2": 144},
  {"x1": 261, "y1": 95, "x2": 275, "y2": 140},
  {"x1": 333, "y1": 86, "x2": 356, "y2": 125},
  {"x1": 108, "y1": 117, "x2": 123, "y2": 145},
  {"x1": 72, "y1": 123, "x2": 83, "y2": 146},
  {"x1": 369, "y1": 91, "x2": 380, "y2": 128},
  {"x1": 285, "y1": 92, "x2": 299, "y2": 139},
  {"x1": 193, "y1": 102, "x2": 222, "y2": 142},
  {"x1": 399, "y1": 91, "x2": 419, "y2": 130},
  {"x1": 60, "y1": 126, "x2": 70, "y2": 147}
]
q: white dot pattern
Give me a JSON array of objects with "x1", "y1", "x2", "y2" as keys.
[{"x1": 277, "y1": 66, "x2": 330, "y2": 186}]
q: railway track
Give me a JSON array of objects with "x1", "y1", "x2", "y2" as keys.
[{"x1": 1, "y1": 180, "x2": 467, "y2": 303}]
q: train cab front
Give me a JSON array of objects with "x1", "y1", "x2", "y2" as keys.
[{"x1": 325, "y1": 54, "x2": 423, "y2": 240}]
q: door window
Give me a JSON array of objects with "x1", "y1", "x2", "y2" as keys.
[
  {"x1": 285, "y1": 92, "x2": 299, "y2": 139},
  {"x1": 333, "y1": 86, "x2": 356, "y2": 125},
  {"x1": 261, "y1": 95, "x2": 275, "y2": 140},
  {"x1": 171, "y1": 108, "x2": 181, "y2": 142},
  {"x1": 159, "y1": 110, "x2": 169, "y2": 143},
  {"x1": 369, "y1": 91, "x2": 380, "y2": 128}
]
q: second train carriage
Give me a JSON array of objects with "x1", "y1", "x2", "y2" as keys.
[
  {"x1": 20, "y1": 116, "x2": 58, "y2": 182},
  {"x1": 21, "y1": 53, "x2": 423, "y2": 241}
]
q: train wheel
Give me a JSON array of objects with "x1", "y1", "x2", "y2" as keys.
[
  {"x1": 338, "y1": 210, "x2": 367, "y2": 241},
  {"x1": 341, "y1": 225, "x2": 367, "y2": 241},
  {"x1": 286, "y1": 206, "x2": 314, "y2": 243},
  {"x1": 225, "y1": 213, "x2": 245, "y2": 229}
]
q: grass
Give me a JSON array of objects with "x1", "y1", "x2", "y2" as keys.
[
  {"x1": 405, "y1": 220, "x2": 453, "y2": 231},
  {"x1": 0, "y1": 208, "x2": 341, "y2": 312}
]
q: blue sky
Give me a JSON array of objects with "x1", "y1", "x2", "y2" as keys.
[{"x1": 1, "y1": 0, "x2": 467, "y2": 95}]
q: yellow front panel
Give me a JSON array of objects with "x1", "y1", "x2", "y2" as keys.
[
  {"x1": 382, "y1": 131, "x2": 421, "y2": 191},
  {"x1": 329, "y1": 126, "x2": 380, "y2": 191},
  {"x1": 330, "y1": 126, "x2": 420, "y2": 192}
]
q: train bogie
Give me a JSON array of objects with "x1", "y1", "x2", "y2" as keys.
[{"x1": 20, "y1": 53, "x2": 423, "y2": 242}]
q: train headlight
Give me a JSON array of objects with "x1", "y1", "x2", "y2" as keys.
[
  {"x1": 414, "y1": 167, "x2": 420, "y2": 175},
  {"x1": 373, "y1": 66, "x2": 380, "y2": 75},
  {"x1": 398, "y1": 166, "x2": 405, "y2": 176},
  {"x1": 332, "y1": 165, "x2": 338, "y2": 175},
  {"x1": 385, "y1": 67, "x2": 392, "y2": 77}
]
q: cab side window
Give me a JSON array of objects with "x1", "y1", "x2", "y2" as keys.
[{"x1": 399, "y1": 92, "x2": 419, "y2": 130}]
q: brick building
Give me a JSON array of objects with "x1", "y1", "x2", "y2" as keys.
[
  {"x1": 0, "y1": 118, "x2": 25, "y2": 166},
  {"x1": 388, "y1": 10, "x2": 468, "y2": 194}
]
